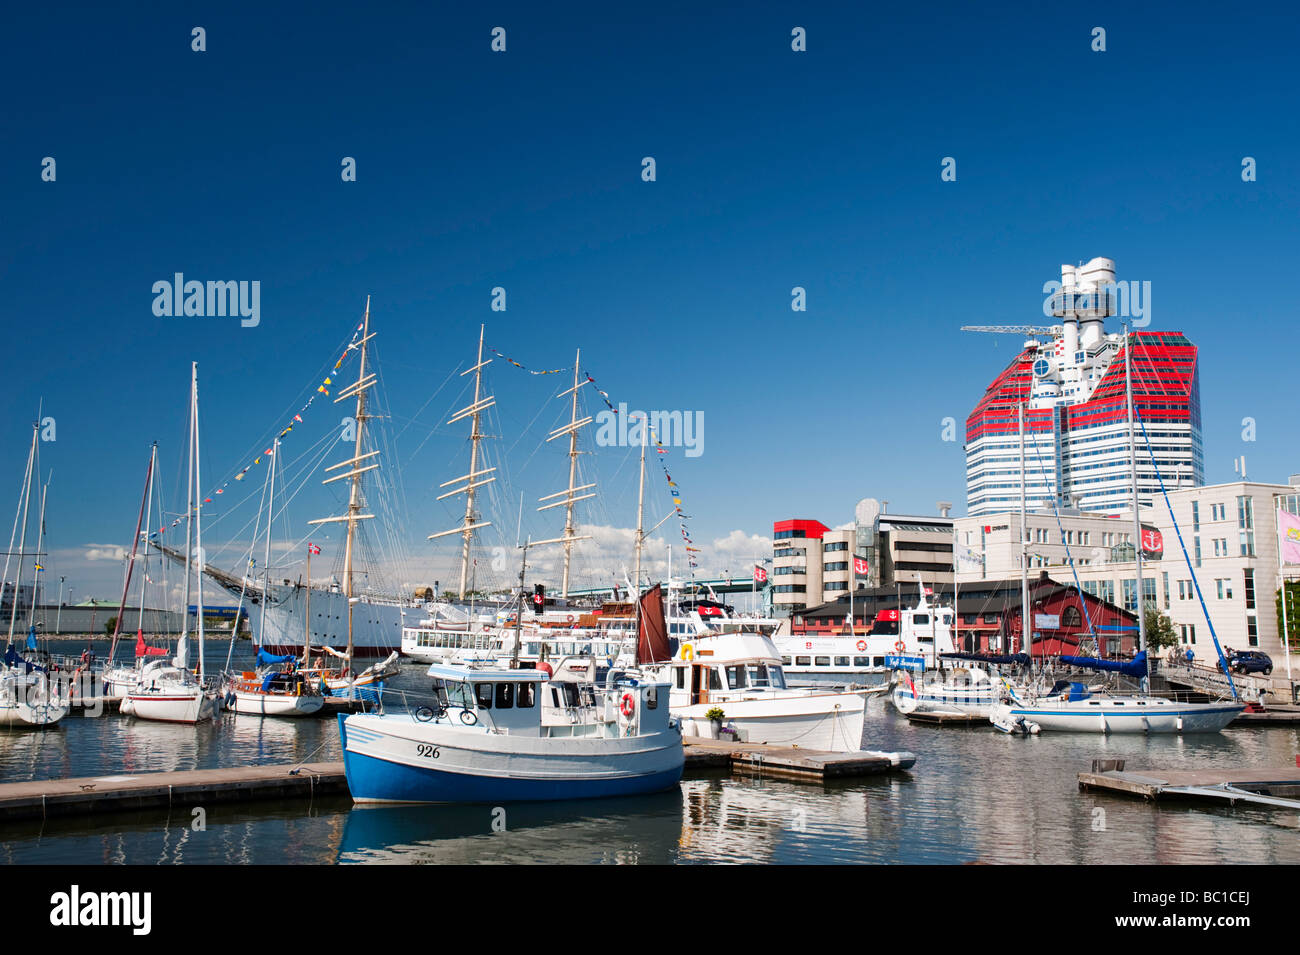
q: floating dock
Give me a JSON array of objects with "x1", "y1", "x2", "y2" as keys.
[
  {"x1": 682, "y1": 738, "x2": 915, "y2": 781},
  {"x1": 0, "y1": 762, "x2": 347, "y2": 823},
  {"x1": 0, "y1": 740, "x2": 915, "y2": 823},
  {"x1": 1078, "y1": 760, "x2": 1300, "y2": 809},
  {"x1": 1230, "y1": 705, "x2": 1300, "y2": 726},
  {"x1": 904, "y1": 711, "x2": 988, "y2": 727}
]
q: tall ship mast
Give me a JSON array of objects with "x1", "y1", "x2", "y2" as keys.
[
  {"x1": 429, "y1": 324, "x2": 496, "y2": 598},
  {"x1": 309, "y1": 298, "x2": 379, "y2": 673},
  {"x1": 160, "y1": 299, "x2": 414, "y2": 659},
  {"x1": 539, "y1": 349, "x2": 595, "y2": 599}
]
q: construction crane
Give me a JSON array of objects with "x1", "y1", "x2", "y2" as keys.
[{"x1": 960, "y1": 325, "x2": 1058, "y2": 336}]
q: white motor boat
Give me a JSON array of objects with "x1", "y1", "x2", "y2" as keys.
[
  {"x1": 339, "y1": 663, "x2": 683, "y2": 803},
  {"x1": 645, "y1": 630, "x2": 867, "y2": 752}
]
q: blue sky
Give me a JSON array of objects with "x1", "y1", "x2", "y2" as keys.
[{"x1": 3, "y1": 2, "x2": 1297, "y2": 601}]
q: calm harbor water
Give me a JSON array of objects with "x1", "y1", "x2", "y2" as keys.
[{"x1": 2, "y1": 641, "x2": 1298, "y2": 864}]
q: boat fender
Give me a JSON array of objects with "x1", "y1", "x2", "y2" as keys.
[
  {"x1": 537, "y1": 661, "x2": 554, "y2": 680},
  {"x1": 620, "y1": 693, "x2": 636, "y2": 717}
]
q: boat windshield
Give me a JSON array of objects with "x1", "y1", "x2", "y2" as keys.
[
  {"x1": 431, "y1": 677, "x2": 475, "y2": 709},
  {"x1": 745, "y1": 664, "x2": 786, "y2": 689}
]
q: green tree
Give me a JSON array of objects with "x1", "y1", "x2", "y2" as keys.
[
  {"x1": 1144, "y1": 608, "x2": 1178, "y2": 651},
  {"x1": 104, "y1": 616, "x2": 117, "y2": 638},
  {"x1": 1277, "y1": 581, "x2": 1300, "y2": 650}
]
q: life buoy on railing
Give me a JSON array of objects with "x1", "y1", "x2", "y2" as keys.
[
  {"x1": 681, "y1": 643, "x2": 694, "y2": 661},
  {"x1": 566, "y1": 614, "x2": 575, "y2": 623},
  {"x1": 856, "y1": 640, "x2": 867, "y2": 652},
  {"x1": 894, "y1": 640, "x2": 906, "y2": 653},
  {"x1": 620, "y1": 693, "x2": 636, "y2": 717}
]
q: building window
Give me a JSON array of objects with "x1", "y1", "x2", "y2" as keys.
[
  {"x1": 1237, "y1": 495, "x2": 1254, "y2": 530},
  {"x1": 1194, "y1": 536, "x2": 1201, "y2": 567},
  {"x1": 1247, "y1": 615, "x2": 1258, "y2": 647},
  {"x1": 1239, "y1": 531, "x2": 1256, "y2": 557},
  {"x1": 1162, "y1": 572, "x2": 1170, "y2": 609},
  {"x1": 1191, "y1": 501, "x2": 1200, "y2": 532},
  {"x1": 1243, "y1": 569, "x2": 1255, "y2": 610},
  {"x1": 1122, "y1": 579, "x2": 1137, "y2": 613}
]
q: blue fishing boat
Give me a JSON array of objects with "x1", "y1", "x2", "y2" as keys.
[{"x1": 339, "y1": 664, "x2": 684, "y2": 804}]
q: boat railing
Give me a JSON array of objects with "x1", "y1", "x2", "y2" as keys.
[{"x1": 378, "y1": 686, "x2": 504, "y2": 733}]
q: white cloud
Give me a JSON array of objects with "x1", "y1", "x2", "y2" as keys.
[{"x1": 84, "y1": 544, "x2": 127, "y2": 562}]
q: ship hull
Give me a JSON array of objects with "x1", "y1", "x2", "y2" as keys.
[{"x1": 242, "y1": 585, "x2": 412, "y2": 658}]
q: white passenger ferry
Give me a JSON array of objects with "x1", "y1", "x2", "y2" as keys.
[{"x1": 775, "y1": 595, "x2": 958, "y2": 687}]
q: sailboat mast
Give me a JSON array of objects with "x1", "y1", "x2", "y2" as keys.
[
  {"x1": 1018, "y1": 400, "x2": 1031, "y2": 659},
  {"x1": 260, "y1": 438, "x2": 278, "y2": 649},
  {"x1": 178, "y1": 369, "x2": 194, "y2": 668},
  {"x1": 193, "y1": 362, "x2": 207, "y2": 682},
  {"x1": 1125, "y1": 322, "x2": 1148, "y2": 664},
  {"x1": 633, "y1": 410, "x2": 647, "y2": 601},
  {"x1": 6, "y1": 424, "x2": 37, "y2": 648},
  {"x1": 136, "y1": 444, "x2": 156, "y2": 640},
  {"x1": 30, "y1": 474, "x2": 48, "y2": 642},
  {"x1": 108, "y1": 446, "x2": 153, "y2": 662}
]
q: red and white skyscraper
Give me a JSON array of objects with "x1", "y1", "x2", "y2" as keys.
[{"x1": 965, "y1": 258, "x2": 1204, "y2": 517}]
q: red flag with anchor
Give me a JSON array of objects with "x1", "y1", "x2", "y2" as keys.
[
  {"x1": 853, "y1": 557, "x2": 869, "y2": 576},
  {"x1": 753, "y1": 565, "x2": 767, "y2": 584}
]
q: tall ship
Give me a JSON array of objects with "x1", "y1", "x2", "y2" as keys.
[{"x1": 160, "y1": 301, "x2": 416, "y2": 657}]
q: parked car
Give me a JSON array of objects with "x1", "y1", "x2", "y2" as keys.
[{"x1": 1226, "y1": 649, "x2": 1273, "y2": 675}]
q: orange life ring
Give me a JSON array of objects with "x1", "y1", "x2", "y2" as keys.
[
  {"x1": 856, "y1": 640, "x2": 867, "y2": 652},
  {"x1": 894, "y1": 640, "x2": 906, "y2": 653},
  {"x1": 620, "y1": 693, "x2": 636, "y2": 717}
]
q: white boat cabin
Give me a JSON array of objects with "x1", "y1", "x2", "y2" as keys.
[
  {"x1": 423, "y1": 664, "x2": 672, "y2": 739},
  {"x1": 659, "y1": 632, "x2": 791, "y2": 708}
]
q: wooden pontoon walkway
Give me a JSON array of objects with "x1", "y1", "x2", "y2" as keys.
[
  {"x1": 1079, "y1": 761, "x2": 1300, "y2": 809},
  {"x1": 0, "y1": 739, "x2": 915, "y2": 823}
]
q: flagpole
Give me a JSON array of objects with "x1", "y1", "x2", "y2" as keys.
[{"x1": 302, "y1": 544, "x2": 312, "y2": 666}]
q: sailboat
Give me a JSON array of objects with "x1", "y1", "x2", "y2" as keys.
[
  {"x1": 989, "y1": 323, "x2": 1244, "y2": 734},
  {"x1": 121, "y1": 363, "x2": 222, "y2": 724},
  {"x1": 219, "y1": 439, "x2": 325, "y2": 717},
  {"x1": 0, "y1": 422, "x2": 68, "y2": 728},
  {"x1": 102, "y1": 443, "x2": 171, "y2": 698}
]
